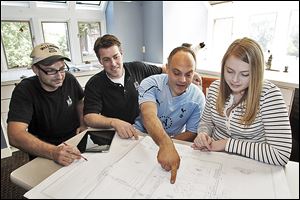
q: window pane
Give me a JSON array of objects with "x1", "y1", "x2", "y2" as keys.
[
  {"x1": 42, "y1": 22, "x2": 70, "y2": 59},
  {"x1": 43, "y1": 1, "x2": 67, "y2": 3},
  {"x1": 78, "y1": 22, "x2": 101, "y2": 63},
  {"x1": 76, "y1": 1, "x2": 101, "y2": 6},
  {"x1": 212, "y1": 17, "x2": 233, "y2": 66},
  {"x1": 285, "y1": 10, "x2": 299, "y2": 73},
  {"x1": 1, "y1": 21, "x2": 33, "y2": 69},
  {"x1": 45, "y1": 1, "x2": 67, "y2": 3},
  {"x1": 287, "y1": 10, "x2": 299, "y2": 58},
  {"x1": 249, "y1": 13, "x2": 277, "y2": 53}
]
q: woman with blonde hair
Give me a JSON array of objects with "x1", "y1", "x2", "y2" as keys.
[{"x1": 192, "y1": 37, "x2": 292, "y2": 165}]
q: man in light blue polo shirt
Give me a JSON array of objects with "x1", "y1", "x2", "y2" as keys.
[
  {"x1": 134, "y1": 74, "x2": 204, "y2": 138},
  {"x1": 134, "y1": 46, "x2": 205, "y2": 184}
]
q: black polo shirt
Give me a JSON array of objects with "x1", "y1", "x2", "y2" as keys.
[
  {"x1": 84, "y1": 61, "x2": 162, "y2": 124},
  {"x1": 7, "y1": 72, "x2": 84, "y2": 145}
]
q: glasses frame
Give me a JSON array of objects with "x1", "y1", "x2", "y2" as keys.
[{"x1": 36, "y1": 62, "x2": 70, "y2": 75}]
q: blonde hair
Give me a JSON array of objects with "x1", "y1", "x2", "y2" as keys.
[{"x1": 216, "y1": 37, "x2": 264, "y2": 125}]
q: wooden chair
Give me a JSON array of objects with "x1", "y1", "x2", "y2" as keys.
[{"x1": 202, "y1": 76, "x2": 219, "y2": 96}]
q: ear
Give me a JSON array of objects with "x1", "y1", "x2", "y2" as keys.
[
  {"x1": 32, "y1": 65, "x2": 39, "y2": 76},
  {"x1": 165, "y1": 63, "x2": 170, "y2": 73},
  {"x1": 98, "y1": 58, "x2": 103, "y2": 65}
]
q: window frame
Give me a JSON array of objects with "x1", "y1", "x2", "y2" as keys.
[
  {"x1": 205, "y1": 1, "x2": 299, "y2": 74},
  {"x1": 1, "y1": 1, "x2": 107, "y2": 71},
  {"x1": 77, "y1": 21, "x2": 101, "y2": 63},
  {"x1": 1, "y1": 20, "x2": 34, "y2": 70},
  {"x1": 41, "y1": 21, "x2": 72, "y2": 61}
]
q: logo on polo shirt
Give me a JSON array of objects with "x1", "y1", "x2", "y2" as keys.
[{"x1": 66, "y1": 95, "x2": 72, "y2": 107}]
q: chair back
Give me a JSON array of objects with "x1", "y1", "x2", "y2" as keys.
[{"x1": 202, "y1": 76, "x2": 220, "y2": 96}]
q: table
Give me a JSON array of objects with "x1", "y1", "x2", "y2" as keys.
[
  {"x1": 10, "y1": 129, "x2": 87, "y2": 191},
  {"x1": 10, "y1": 130, "x2": 299, "y2": 198}
]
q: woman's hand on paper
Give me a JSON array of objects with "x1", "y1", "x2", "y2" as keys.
[{"x1": 192, "y1": 133, "x2": 227, "y2": 152}]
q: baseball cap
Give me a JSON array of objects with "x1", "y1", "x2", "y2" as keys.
[{"x1": 30, "y1": 43, "x2": 71, "y2": 66}]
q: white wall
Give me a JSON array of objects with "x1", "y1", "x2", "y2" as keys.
[{"x1": 162, "y1": 1, "x2": 208, "y2": 63}]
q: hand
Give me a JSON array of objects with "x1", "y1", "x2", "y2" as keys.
[
  {"x1": 192, "y1": 133, "x2": 227, "y2": 152},
  {"x1": 111, "y1": 119, "x2": 139, "y2": 140},
  {"x1": 157, "y1": 142, "x2": 180, "y2": 184},
  {"x1": 192, "y1": 72, "x2": 202, "y2": 86},
  {"x1": 192, "y1": 132, "x2": 213, "y2": 151},
  {"x1": 76, "y1": 125, "x2": 88, "y2": 134},
  {"x1": 209, "y1": 139, "x2": 227, "y2": 151},
  {"x1": 51, "y1": 144, "x2": 82, "y2": 166}
]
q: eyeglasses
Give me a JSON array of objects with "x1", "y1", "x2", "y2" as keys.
[{"x1": 37, "y1": 62, "x2": 70, "y2": 75}]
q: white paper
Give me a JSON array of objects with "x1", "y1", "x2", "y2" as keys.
[{"x1": 25, "y1": 136, "x2": 290, "y2": 199}]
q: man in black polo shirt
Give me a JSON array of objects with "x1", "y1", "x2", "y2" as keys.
[
  {"x1": 84, "y1": 34, "x2": 165, "y2": 139},
  {"x1": 7, "y1": 43, "x2": 87, "y2": 166}
]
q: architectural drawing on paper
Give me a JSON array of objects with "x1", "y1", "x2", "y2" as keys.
[{"x1": 25, "y1": 136, "x2": 290, "y2": 199}]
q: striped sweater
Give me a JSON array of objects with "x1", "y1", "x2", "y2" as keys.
[{"x1": 198, "y1": 80, "x2": 292, "y2": 166}]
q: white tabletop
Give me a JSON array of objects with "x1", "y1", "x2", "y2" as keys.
[
  {"x1": 284, "y1": 161, "x2": 299, "y2": 199},
  {"x1": 10, "y1": 131, "x2": 299, "y2": 198},
  {"x1": 10, "y1": 129, "x2": 87, "y2": 191}
]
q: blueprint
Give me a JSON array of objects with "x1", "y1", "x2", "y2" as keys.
[{"x1": 25, "y1": 136, "x2": 291, "y2": 199}]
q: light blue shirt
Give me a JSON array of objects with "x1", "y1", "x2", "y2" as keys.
[{"x1": 134, "y1": 74, "x2": 205, "y2": 136}]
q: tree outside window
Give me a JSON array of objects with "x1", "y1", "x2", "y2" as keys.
[
  {"x1": 249, "y1": 12, "x2": 277, "y2": 54},
  {"x1": 78, "y1": 22, "x2": 101, "y2": 63},
  {"x1": 42, "y1": 22, "x2": 70, "y2": 59},
  {"x1": 1, "y1": 21, "x2": 33, "y2": 69},
  {"x1": 287, "y1": 10, "x2": 299, "y2": 58}
]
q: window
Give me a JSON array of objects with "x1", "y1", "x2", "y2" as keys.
[
  {"x1": 78, "y1": 22, "x2": 101, "y2": 63},
  {"x1": 75, "y1": 1, "x2": 104, "y2": 11},
  {"x1": 287, "y1": 10, "x2": 299, "y2": 58},
  {"x1": 44, "y1": 1, "x2": 67, "y2": 3},
  {"x1": 36, "y1": 1, "x2": 68, "y2": 8},
  {"x1": 42, "y1": 22, "x2": 71, "y2": 59},
  {"x1": 41, "y1": 1, "x2": 67, "y2": 3},
  {"x1": 1, "y1": 21, "x2": 33, "y2": 69},
  {"x1": 249, "y1": 12, "x2": 277, "y2": 53},
  {"x1": 76, "y1": 1, "x2": 101, "y2": 6},
  {"x1": 1, "y1": 1, "x2": 29, "y2": 7},
  {"x1": 209, "y1": 2, "x2": 299, "y2": 74},
  {"x1": 1, "y1": 1, "x2": 106, "y2": 72},
  {"x1": 212, "y1": 17, "x2": 233, "y2": 67}
]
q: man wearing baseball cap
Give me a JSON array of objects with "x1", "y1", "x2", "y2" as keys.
[{"x1": 7, "y1": 43, "x2": 87, "y2": 166}]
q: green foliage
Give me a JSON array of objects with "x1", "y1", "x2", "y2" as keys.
[
  {"x1": 42, "y1": 22, "x2": 70, "y2": 59},
  {"x1": 1, "y1": 21, "x2": 33, "y2": 69}
]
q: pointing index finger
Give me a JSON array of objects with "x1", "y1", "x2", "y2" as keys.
[{"x1": 170, "y1": 167, "x2": 177, "y2": 184}]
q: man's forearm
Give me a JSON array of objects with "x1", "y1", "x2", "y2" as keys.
[
  {"x1": 84, "y1": 113, "x2": 114, "y2": 129},
  {"x1": 173, "y1": 131, "x2": 197, "y2": 142},
  {"x1": 8, "y1": 123, "x2": 56, "y2": 160},
  {"x1": 141, "y1": 102, "x2": 172, "y2": 146},
  {"x1": 144, "y1": 116, "x2": 172, "y2": 146},
  {"x1": 77, "y1": 99, "x2": 85, "y2": 126}
]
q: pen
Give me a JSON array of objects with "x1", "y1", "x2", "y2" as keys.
[{"x1": 63, "y1": 142, "x2": 88, "y2": 161}]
